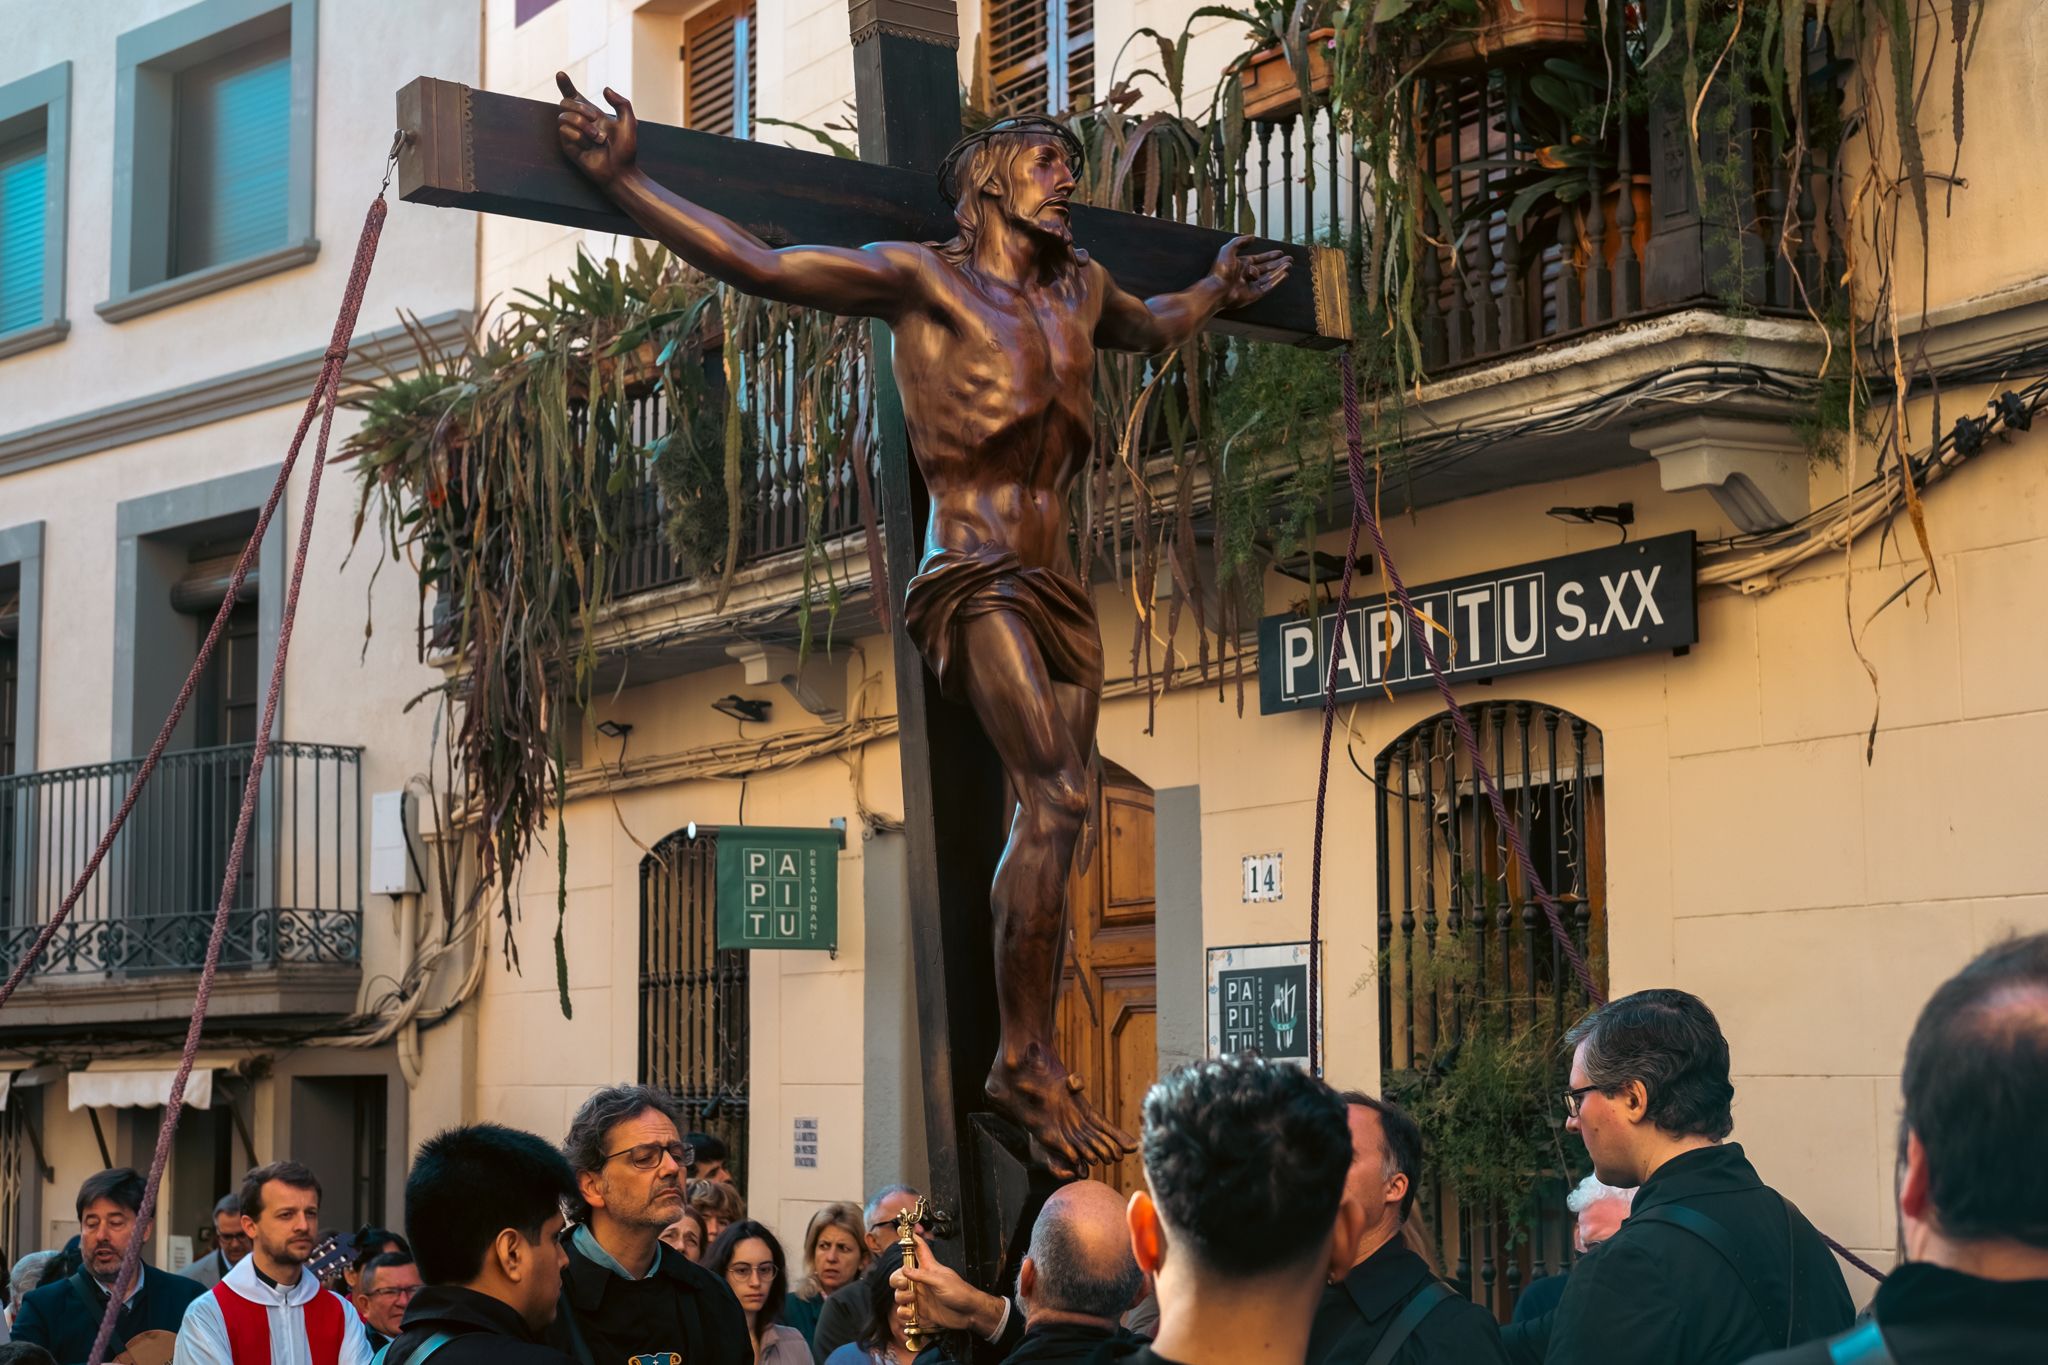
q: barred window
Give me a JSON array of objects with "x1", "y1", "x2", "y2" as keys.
[
  {"x1": 640, "y1": 829, "x2": 749, "y2": 1179},
  {"x1": 1375, "y1": 701, "x2": 1608, "y2": 1320}
]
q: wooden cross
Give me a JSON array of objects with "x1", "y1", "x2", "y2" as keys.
[{"x1": 394, "y1": 5, "x2": 1347, "y2": 1286}]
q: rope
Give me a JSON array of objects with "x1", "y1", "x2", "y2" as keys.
[
  {"x1": 1306, "y1": 349, "x2": 1887, "y2": 1285},
  {"x1": 69, "y1": 181, "x2": 394, "y2": 1365}
]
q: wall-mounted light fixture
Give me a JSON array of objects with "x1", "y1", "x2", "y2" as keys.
[
  {"x1": 712, "y1": 694, "x2": 772, "y2": 724},
  {"x1": 595, "y1": 719, "x2": 633, "y2": 740}
]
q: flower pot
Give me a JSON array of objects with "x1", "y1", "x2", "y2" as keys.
[
  {"x1": 1426, "y1": 0, "x2": 1596, "y2": 73},
  {"x1": 1237, "y1": 27, "x2": 1335, "y2": 122}
]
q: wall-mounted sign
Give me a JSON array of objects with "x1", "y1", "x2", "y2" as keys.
[
  {"x1": 1207, "y1": 941, "x2": 1321, "y2": 1069},
  {"x1": 1257, "y1": 532, "x2": 1697, "y2": 714},
  {"x1": 792, "y1": 1116, "x2": 819, "y2": 1169},
  {"x1": 1241, "y1": 852, "x2": 1284, "y2": 903},
  {"x1": 716, "y1": 826, "x2": 845, "y2": 951}
]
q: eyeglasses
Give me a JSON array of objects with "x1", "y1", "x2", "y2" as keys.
[
  {"x1": 727, "y1": 1263, "x2": 781, "y2": 1284},
  {"x1": 1563, "y1": 1085, "x2": 1602, "y2": 1118},
  {"x1": 868, "y1": 1217, "x2": 929, "y2": 1237},
  {"x1": 365, "y1": 1285, "x2": 421, "y2": 1301},
  {"x1": 602, "y1": 1140, "x2": 695, "y2": 1171}
]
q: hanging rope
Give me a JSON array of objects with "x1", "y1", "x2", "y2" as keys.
[
  {"x1": 26, "y1": 172, "x2": 397, "y2": 1365},
  {"x1": 1306, "y1": 348, "x2": 1888, "y2": 1285}
]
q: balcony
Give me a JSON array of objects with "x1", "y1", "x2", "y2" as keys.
[
  {"x1": 1188, "y1": 16, "x2": 1836, "y2": 516},
  {"x1": 0, "y1": 741, "x2": 363, "y2": 1032}
]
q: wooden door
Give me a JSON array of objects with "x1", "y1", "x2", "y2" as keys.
[{"x1": 1055, "y1": 765, "x2": 1157, "y2": 1193}]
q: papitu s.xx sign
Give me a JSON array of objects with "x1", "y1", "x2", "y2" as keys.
[{"x1": 1257, "y1": 532, "x2": 1697, "y2": 715}]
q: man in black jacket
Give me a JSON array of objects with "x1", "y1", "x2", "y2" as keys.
[
  {"x1": 1306, "y1": 1095, "x2": 1506, "y2": 1365},
  {"x1": 546, "y1": 1086, "x2": 749, "y2": 1365},
  {"x1": 14, "y1": 1168, "x2": 202, "y2": 1364},
  {"x1": 892, "y1": 1179, "x2": 1143, "y2": 1365},
  {"x1": 1740, "y1": 932, "x2": 2048, "y2": 1365},
  {"x1": 384, "y1": 1123, "x2": 579, "y2": 1365},
  {"x1": 1501, "y1": 989, "x2": 1853, "y2": 1365}
]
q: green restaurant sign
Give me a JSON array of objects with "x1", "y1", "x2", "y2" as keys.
[{"x1": 716, "y1": 826, "x2": 845, "y2": 952}]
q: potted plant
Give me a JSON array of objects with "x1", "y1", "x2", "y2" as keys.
[
  {"x1": 1209, "y1": 1, "x2": 1336, "y2": 122},
  {"x1": 1421, "y1": 0, "x2": 1597, "y2": 73}
]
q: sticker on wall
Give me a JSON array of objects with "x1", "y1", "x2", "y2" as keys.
[
  {"x1": 1206, "y1": 940, "x2": 1321, "y2": 1070},
  {"x1": 1241, "y1": 851, "x2": 1284, "y2": 903},
  {"x1": 792, "y1": 1116, "x2": 819, "y2": 1169}
]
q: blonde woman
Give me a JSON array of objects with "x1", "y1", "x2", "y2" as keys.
[
  {"x1": 780, "y1": 1203, "x2": 867, "y2": 1349},
  {"x1": 687, "y1": 1177, "x2": 747, "y2": 1246}
]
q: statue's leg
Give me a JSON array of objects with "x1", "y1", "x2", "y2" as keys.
[{"x1": 954, "y1": 609, "x2": 1134, "y2": 1176}]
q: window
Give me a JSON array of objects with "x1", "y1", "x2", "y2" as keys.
[
  {"x1": 101, "y1": 0, "x2": 317, "y2": 322},
  {"x1": 640, "y1": 828, "x2": 749, "y2": 1182},
  {"x1": 1375, "y1": 701, "x2": 1607, "y2": 1321},
  {"x1": 685, "y1": 0, "x2": 756, "y2": 141},
  {"x1": 0, "y1": 63, "x2": 70, "y2": 359},
  {"x1": 173, "y1": 33, "x2": 293, "y2": 278},
  {"x1": 982, "y1": 0, "x2": 1095, "y2": 116}
]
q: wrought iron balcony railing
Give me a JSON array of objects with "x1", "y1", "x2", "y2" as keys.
[{"x1": 0, "y1": 741, "x2": 362, "y2": 978}]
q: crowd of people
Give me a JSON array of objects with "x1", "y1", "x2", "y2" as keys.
[{"x1": 0, "y1": 932, "x2": 2041, "y2": 1365}]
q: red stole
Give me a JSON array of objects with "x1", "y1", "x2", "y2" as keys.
[{"x1": 210, "y1": 1280, "x2": 345, "y2": 1365}]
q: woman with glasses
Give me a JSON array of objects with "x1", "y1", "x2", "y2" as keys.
[
  {"x1": 779, "y1": 1203, "x2": 866, "y2": 1351},
  {"x1": 707, "y1": 1221, "x2": 809, "y2": 1365}
]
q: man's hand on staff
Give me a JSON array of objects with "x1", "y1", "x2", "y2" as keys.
[{"x1": 890, "y1": 1233, "x2": 1008, "y2": 1340}]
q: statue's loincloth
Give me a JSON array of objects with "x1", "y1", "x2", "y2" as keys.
[{"x1": 903, "y1": 546, "x2": 1104, "y2": 700}]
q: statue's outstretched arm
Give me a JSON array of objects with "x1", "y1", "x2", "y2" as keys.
[
  {"x1": 1094, "y1": 235, "x2": 1290, "y2": 353},
  {"x1": 556, "y1": 74, "x2": 920, "y2": 319}
]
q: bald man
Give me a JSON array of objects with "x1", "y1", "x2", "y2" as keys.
[{"x1": 895, "y1": 1180, "x2": 1146, "y2": 1365}]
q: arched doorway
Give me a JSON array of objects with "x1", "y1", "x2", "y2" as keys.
[
  {"x1": 639, "y1": 828, "x2": 750, "y2": 1183},
  {"x1": 1054, "y1": 761, "x2": 1157, "y2": 1194},
  {"x1": 1373, "y1": 701, "x2": 1608, "y2": 1320}
]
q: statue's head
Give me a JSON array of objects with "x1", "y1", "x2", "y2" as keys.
[{"x1": 936, "y1": 117, "x2": 1088, "y2": 266}]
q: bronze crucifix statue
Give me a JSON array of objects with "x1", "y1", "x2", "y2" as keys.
[{"x1": 556, "y1": 74, "x2": 1288, "y2": 1176}]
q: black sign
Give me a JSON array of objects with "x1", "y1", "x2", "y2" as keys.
[
  {"x1": 1257, "y1": 532, "x2": 1697, "y2": 714},
  {"x1": 1207, "y1": 943, "x2": 1319, "y2": 1067}
]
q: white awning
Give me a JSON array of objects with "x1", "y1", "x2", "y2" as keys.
[{"x1": 67, "y1": 1055, "x2": 244, "y2": 1111}]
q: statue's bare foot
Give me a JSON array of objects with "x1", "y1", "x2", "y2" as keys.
[{"x1": 986, "y1": 1046, "x2": 1136, "y2": 1178}]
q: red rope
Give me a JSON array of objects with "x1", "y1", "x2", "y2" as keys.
[
  {"x1": 68, "y1": 188, "x2": 392, "y2": 1365},
  {"x1": 1306, "y1": 349, "x2": 1887, "y2": 1284}
]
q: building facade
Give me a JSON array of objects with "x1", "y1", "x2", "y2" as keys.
[
  {"x1": 0, "y1": 0, "x2": 474, "y2": 1269},
  {"x1": 6, "y1": 0, "x2": 2043, "y2": 1325}
]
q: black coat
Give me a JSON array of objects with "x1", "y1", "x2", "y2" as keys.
[
  {"x1": 542, "y1": 1231, "x2": 751, "y2": 1365},
  {"x1": 387, "y1": 1285, "x2": 577, "y2": 1365},
  {"x1": 13, "y1": 1266, "x2": 205, "y2": 1365},
  {"x1": 811, "y1": 1278, "x2": 869, "y2": 1365},
  {"x1": 1306, "y1": 1239, "x2": 1508, "y2": 1365},
  {"x1": 1736, "y1": 1262, "x2": 2048, "y2": 1365},
  {"x1": 1499, "y1": 1144, "x2": 1855, "y2": 1365}
]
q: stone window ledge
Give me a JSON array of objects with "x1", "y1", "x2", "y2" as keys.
[
  {"x1": 0, "y1": 318, "x2": 69, "y2": 361},
  {"x1": 95, "y1": 238, "x2": 319, "y2": 324}
]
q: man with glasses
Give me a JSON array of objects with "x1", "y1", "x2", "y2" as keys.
[
  {"x1": 547, "y1": 1086, "x2": 748, "y2": 1365},
  {"x1": 183, "y1": 1196, "x2": 254, "y2": 1290},
  {"x1": 811, "y1": 1186, "x2": 925, "y2": 1363},
  {"x1": 1501, "y1": 990, "x2": 1852, "y2": 1365},
  {"x1": 351, "y1": 1254, "x2": 421, "y2": 1349}
]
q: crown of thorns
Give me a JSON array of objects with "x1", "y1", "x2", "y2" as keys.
[{"x1": 937, "y1": 116, "x2": 1086, "y2": 207}]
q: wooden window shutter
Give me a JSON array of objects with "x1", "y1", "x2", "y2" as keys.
[
  {"x1": 1063, "y1": 0, "x2": 1094, "y2": 111},
  {"x1": 981, "y1": 0, "x2": 1092, "y2": 116},
  {"x1": 0, "y1": 132, "x2": 46, "y2": 333},
  {"x1": 685, "y1": 0, "x2": 757, "y2": 140}
]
